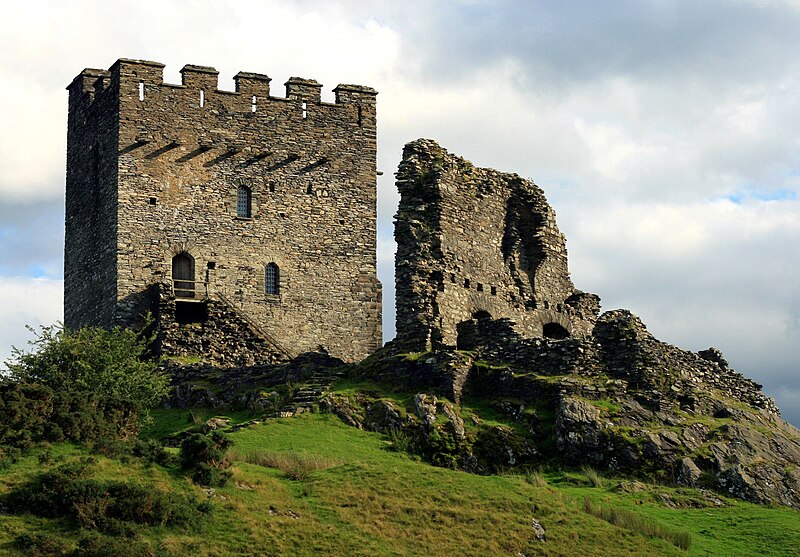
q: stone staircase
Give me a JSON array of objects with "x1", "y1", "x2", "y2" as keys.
[{"x1": 278, "y1": 367, "x2": 347, "y2": 417}]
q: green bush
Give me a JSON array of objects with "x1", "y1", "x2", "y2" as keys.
[
  {"x1": 4, "y1": 462, "x2": 210, "y2": 534},
  {"x1": 0, "y1": 383, "x2": 141, "y2": 449},
  {"x1": 179, "y1": 431, "x2": 232, "y2": 487},
  {"x1": 6, "y1": 322, "x2": 169, "y2": 418}
]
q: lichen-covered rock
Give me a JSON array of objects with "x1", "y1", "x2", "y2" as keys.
[
  {"x1": 414, "y1": 394, "x2": 438, "y2": 426},
  {"x1": 364, "y1": 400, "x2": 403, "y2": 432},
  {"x1": 554, "y1": 396, "x2": 607, "y2": 464}
]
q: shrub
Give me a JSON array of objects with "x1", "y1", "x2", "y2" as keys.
[
  {"x1": 132, "y1": 438, "x2": 178, "y2": 467},
  {"x1": 179, "y1": 431, "x2": 232, "y2": 486},
  {"x1": 4, "y1": 462, "x2": 210, "y2": 534},
  {"x1": 6, "y1": 322, "x2": 169, "y2": 421},
  {"x1": 0, "y1": 383, "x2": 141, "y2": 449}
]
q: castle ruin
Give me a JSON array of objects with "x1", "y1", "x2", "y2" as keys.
[
  {"x1": 65, "y1": 59, "x2": 382, "y2": 363},
  {"x1": 394, "y1": 139, "x2": 600, "y2": 351}
]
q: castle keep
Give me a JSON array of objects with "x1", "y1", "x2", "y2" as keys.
[
  {"x1": 394, "y1": 139, "x2": 600, "y2": 350},
  {"x1": 65, "y1": 59, "x2": 381, "y2": 363}
]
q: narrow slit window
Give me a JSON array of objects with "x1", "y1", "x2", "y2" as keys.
[
  {"x1": 357, "y1": 105, "x2": 363, "y2": 126},
  {"x1": 302, "y1": 101, "x2": 307, "y2": 119},
  {"x1": 236, "y1": 185, "x2": 252, "y2": 218},
  {"x1": 200, "y1": 89, "x2": 205, "y2": 108},
  {"x1": 138, "y1": 81, "x2": 144, "y2": 101},
  {"x1": 251, "y1": 95, "x2": 257, "y2": 112},
  {"x1": 464, "y1": 279, "x2": 470, "y2": 289},
  {"x1": 265, "y1": 263, "x2": 279, "y2": 296}
]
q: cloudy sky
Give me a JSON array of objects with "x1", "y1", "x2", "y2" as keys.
[{"x1": 1, "y1": 0, "x2": 798, "y2": 425}]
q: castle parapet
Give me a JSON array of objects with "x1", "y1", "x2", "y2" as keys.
[
  {"x1": 180, "y1": 64, "x2": 219, "y2": 89},
  {"x1": 67, "y1": 59, "x2": 378, "y2": 122},
  {"x1": 285, "y1": 77, "x2": 323, "y2": 102},
  {"x1": 333, "y1": 84, "x2": 378, "y2": 105},
  {"x1": 234, "y1": 71, "x2": 271, "y2": 97}
]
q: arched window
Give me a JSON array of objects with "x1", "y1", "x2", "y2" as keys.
[
  {"x1": 172, "y1": 252, "x2": 195, "y2": 298},
  {"x1": 265, "y1": 263, "x2": 279, "y2": 296},
  {"x1": 237, "y1": 185, "x2": 252, "y2": 218}
]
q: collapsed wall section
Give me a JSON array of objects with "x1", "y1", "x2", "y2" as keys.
[{"x1": 394, "y1": 139, "x2": 599, "y2": 350}]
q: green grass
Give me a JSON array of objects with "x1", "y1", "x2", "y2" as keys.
[{"x1": 1, "y1": 411, "x2": 799, "y2": 556}]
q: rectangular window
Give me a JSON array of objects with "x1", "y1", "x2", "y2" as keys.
[{"x1": 237, "y1": 186, "x2": 252, "y2": 218}]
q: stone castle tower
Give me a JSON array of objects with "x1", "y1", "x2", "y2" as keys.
[{"x1": 65, "y1": 59, "x2": 382, "y2": 363}]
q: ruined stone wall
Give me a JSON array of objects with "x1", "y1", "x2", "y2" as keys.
[
  {"x1": 394, "y1": 139, "x2": 599, "y2": 350},
  {"x1": 65, "y1": 59, "x2": 382, "y2": 362}
]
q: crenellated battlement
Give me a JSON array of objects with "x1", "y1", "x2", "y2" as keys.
[{"x1": 67, "y1": 59, "x2": 376, "y2": 115}]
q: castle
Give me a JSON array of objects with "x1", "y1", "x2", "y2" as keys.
[
  {"x1": 65, "y1": 59, "x2": 382, "y2": 363},
  {"x1": 65, "y1": 58, "x2": 595, "y2": 364},
  {"x1": 393, "y1": 139, "x2": 600, "y2": 351}
]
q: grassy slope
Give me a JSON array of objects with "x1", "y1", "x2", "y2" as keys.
[{"x1": 1, "y1": 411, "x2": 798, "y2": 556}]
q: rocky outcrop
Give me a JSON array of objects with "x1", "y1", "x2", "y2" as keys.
[{"x1": 348, "y1": 309, "x2": 800, "y2": 509}]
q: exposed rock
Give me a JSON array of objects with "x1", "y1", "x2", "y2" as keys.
[
  {"x1": 439, "y1": 402, "x2": 466, "y2": 442},
  {"x1": 554, "y1": 396, "x2": 607, "y2": 464},
  {"x1": 202, "y1": 417, "x2": 231, "y2": 432},
  {"x1": 676, "y1": 457, "x2": 702, "y2": 487},
  {"x1": 414, "y1": 394, "x2": 438, "y2": 426},
  {"x1": 530, "y1": 518, "x2": 546, "y2": 542},
  {"x1": 365, "y1": 400, "x2": 403, "y2": 432}
]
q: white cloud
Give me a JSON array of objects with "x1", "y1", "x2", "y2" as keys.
[{"x1": 0, "y1": 278, "x2": 63, "y2": 371}]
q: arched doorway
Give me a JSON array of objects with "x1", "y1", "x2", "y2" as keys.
[
  {"x1": 542, "y1": 322, "x2": 569, "y2": 339},
  {"x1": 172, "y1": 252, "x2": 195, "y2": 298}
]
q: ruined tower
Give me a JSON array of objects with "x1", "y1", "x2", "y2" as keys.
[
  {"x1": 65, "y1": 59, "x2": 381, "y2": 363},
  {"x1": 394, "y1": 139, "x2": 599, "y2": 350}
]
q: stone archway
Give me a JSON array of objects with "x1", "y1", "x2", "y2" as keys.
[{"x1": 542, "y1": 322, "x2": 569, "y2": 339}]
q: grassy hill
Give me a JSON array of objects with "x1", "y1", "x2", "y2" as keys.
[{"x1": 1, "y1": 405, "x2": 799, "y2": 557}]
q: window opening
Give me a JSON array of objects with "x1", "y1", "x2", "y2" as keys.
[
  {"x1": 172, "y1": 252, "x2": 196, "y2": 299},
  {"x1": 306, "y1": 184, "x2": 313, "y2": 195},
  {"x1": 268, "y1": 182, "x2": 275, "y2": 193},
  {"x1": 138, "y1": 81, "x2": 144, "y2": 101},
  {"x1": 200, "y1": 89, "x2": 205, "y2": 108},
  {"x1": 148, "y1": 197, "x2": 157, "y2": 205},
  {"x1": 476, "y1": 283, "x2": 484, "y2": 292},
  {"x1": 490, "y1": 286, "x2": 497, "y2": 296},
  {"x1": 237, "y1": 185, "x2": 252, "y2": 218},
  {"x1": 207, "y1": 261, "x2": 216, "y2": 270},
  {"x1": 464, "y1": 279, "x2": 470, "y2": 289},
  {"x1": 251, "y1": 95, "x2": 257, "y2": 112},
  {"x1": 301, "y1": 101, "x2": 307, "y2": 119},
  {"x1": 543, "y1": 323, "x2": 570, "y2": 340},
  {"x1": 265, "y1": 263, "x2": 279, "y2": 296},
  {"x1": 357, "y1": 105, "x2": 363, "y2": 126}
]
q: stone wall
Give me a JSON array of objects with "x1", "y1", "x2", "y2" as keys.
[
  {"x1": 65, "y1": 68, "x2": 118, "y2": 329},
  {"x1": 394, "y1": 139, "x2": 599, "y2": 350},
  {"x1": 154, "y1": 284, "x2": 288, "y2": 368},
  {"x1": 65, "y1": 59, "x2": 382, "y2": 362}
]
